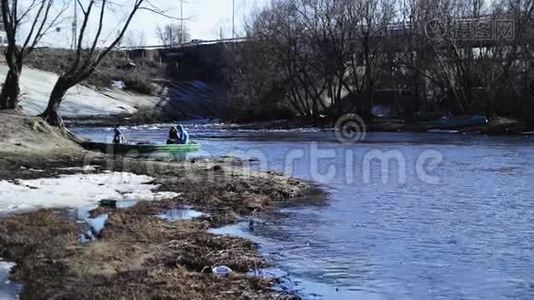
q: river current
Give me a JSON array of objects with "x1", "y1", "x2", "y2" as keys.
[{"x1": 74, "y1": 124, "x2": 534, "y2": 300}]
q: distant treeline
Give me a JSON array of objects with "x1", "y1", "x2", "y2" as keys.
[{"x1": 225, "y1": 0, "x2": 534, "y2": 126}]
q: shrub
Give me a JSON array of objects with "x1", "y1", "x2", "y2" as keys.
[{"x1": 122, "y1": 72, "x2": 155, "y2": 95}]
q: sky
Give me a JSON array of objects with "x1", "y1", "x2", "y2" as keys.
[
  {"x1": 135, "y1": 0, "x2": 268, "y2": 43},
  {"x1": 37, "y1": 0, "x2": 269, "y2": 48}
]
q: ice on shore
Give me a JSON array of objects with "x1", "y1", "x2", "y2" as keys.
[{"x1": 0, "y1": 172, "x2": 179, "y2": 214}]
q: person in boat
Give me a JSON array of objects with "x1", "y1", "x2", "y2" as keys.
[
  {"x1": 167, "y1": 125, "x2": 190, "y2": 144},
  {"x1": 177, "y1": 125, "x2": 190, "y2": 144},
  {"x1": 113, "y1": 126, "x2": 126, "y2": 144},
  {"x1": 167, "y1": 126, "x2": 180, "y2": 144}
]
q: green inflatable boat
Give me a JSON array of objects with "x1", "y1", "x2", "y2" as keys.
[{"x1": 82, "y1": 142, "x2": 201, "y2": 154}]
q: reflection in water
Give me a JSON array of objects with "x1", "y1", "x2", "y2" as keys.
[
  {"x1": 74, "y1": 125, "x2": 534, "y2": 300},
  {"x1": 73, "y1": 199, "x2": 141, "y2": 242},
  {"x1": 86, "y1": 214, "x2": 108, "y2": 236},
  {"x1": 0, "y1": 261, "x2": 21, "y2": 300}
]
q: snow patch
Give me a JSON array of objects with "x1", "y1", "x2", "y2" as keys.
[
  {"x1": 57, "y1": 165, "x2": 99, "y2": 172},
  {"x1": 0, "y1": 65, "x2": 155, "y2": 117},
  {"x1": 0, "y1": 172, "x2": 180, "y2": 214},
  {"x1": 156, "y1": 207, "x2": 205, "y2": 222}
]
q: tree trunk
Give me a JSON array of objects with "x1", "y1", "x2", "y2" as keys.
[
  {"x1": 41, "y1": 77, "x2": 71, "y2": 127},
  {"x1": 0, "y1": 68, "x2": 21, "y2": 109}
]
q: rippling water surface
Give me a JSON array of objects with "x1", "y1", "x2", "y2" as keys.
[{"x1": 74, "y1": 124, "x2": 534, "y2": 300}]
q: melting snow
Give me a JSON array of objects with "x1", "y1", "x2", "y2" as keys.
[
  {"x1": 156, "y1": 207, "x2": 205, "y2": 222},
  {"x1": 57, "y1": 165, "x2": 99, "y2": 172},
  {"x1": 0, "y1": 172, "x2": 180, "y2": 214}
]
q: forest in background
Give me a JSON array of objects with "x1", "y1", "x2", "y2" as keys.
[
  {"x1": 1, "y1": 0, "x2": 533, "y2": 129},
  {"x1": 225, "y1": 0, "x2": 534, "y2": 127}
]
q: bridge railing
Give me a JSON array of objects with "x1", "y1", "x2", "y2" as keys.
[
  {"x1": 119, "y1": 37, "x2": 250, "y2": 51},
  {"x1": 119, "y1": 14, "x2": 520, "y2": 52}
]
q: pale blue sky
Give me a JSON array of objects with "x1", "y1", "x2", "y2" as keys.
[
  {"x1": 37, "y1": 0, "x2": 268, "y2": 47},
  {"x1": 135, "y1": 0, "x2": 268, "y2": 42}
]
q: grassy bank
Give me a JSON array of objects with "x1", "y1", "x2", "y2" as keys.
[{"x1": 0, "y1": 112, "x2": 322, "y2": 299}]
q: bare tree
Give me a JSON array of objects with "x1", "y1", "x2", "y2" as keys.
[
  {"x1": 156, "y1": 23, "x2": 190, "y2": 47},
  {"x1": 0, "y1": 0, "x2": 67, "y2": 109},
  {"x1": 40, "y1": 0, "x2": 148, "y2": 126},
  {"x1": 228, "y1": 0, "x2": 534, "y2": 126}
]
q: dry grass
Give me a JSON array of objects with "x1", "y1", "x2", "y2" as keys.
[
  {"x1": 0, "y1": 204, "x2": 282, "y2": 299},
  {"x1": 0, "y1": 156, "x2": 318, "y2": 299},
  {"x1": 0, "y1": 117, "x2": 318, "y2": 298},
  {"x1": 0, "y1": 110, "x2": 84, "y2": 158}
]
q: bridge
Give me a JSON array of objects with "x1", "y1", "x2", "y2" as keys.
[{"x1": 119, "y1": 37, "x2": 249, "y2": 52}]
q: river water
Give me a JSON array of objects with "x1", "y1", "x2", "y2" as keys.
[{"x1": 74, "y1": 124, "x2": 534, "y2": 300}]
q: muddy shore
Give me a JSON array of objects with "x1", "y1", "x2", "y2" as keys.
[{"x1": 0, "y1": 138, "x2": 323, "y2": 299}]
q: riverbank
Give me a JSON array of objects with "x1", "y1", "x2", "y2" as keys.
[
  {"x1": 66, "y1": 114, "x2": 531, "y2": 137},
  {"x1": 0, "y1": 112, "x2": 321, "y2": 298},
  {"x1": 0, "y1": 63, "x2": 226, "y2": 124}
]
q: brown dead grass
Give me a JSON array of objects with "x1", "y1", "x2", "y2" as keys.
[
  {"x1": 0, "y1": 110, "x2": 93, "y2": 169},
  {"x1": 0, "y1": 155, "x2": 317, "y2": 299},
  {"x1": 0, "y1": 115, "x2": 318, "y2": 299},
  {"x1": 0, "y1": 204, "x2": 285, "y2": 299}
]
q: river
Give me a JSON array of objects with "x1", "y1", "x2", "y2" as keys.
[{"x1": 74, "y1": 124, "x2": 534, "y2": 300}]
